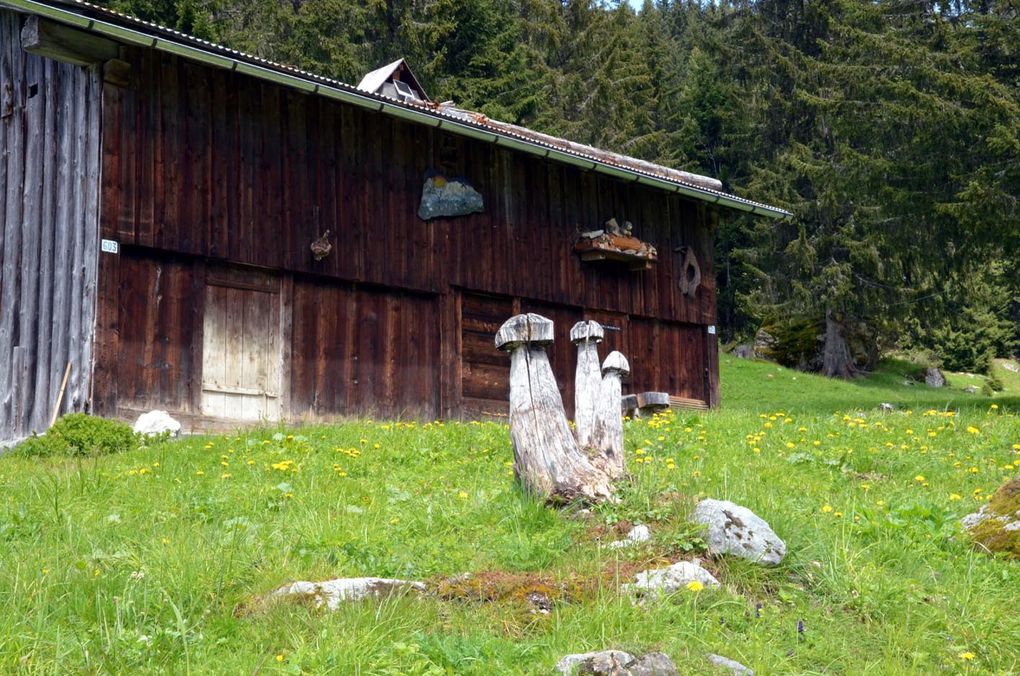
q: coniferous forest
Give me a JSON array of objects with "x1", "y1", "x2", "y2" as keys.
[{"x1": 104, "y1": 0, "x2": 1018, "y2": 377}]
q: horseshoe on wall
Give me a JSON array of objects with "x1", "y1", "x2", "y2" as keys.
[{"x1": 675, "y1": 246, "x2": 701, "y2": 297}]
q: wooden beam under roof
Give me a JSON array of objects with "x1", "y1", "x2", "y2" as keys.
[{"x1": 21, "y1": 15, "x2": 119, "y2": 66}]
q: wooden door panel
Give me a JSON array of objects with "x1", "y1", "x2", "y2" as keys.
[{"x1": 201, "y1": 272, "x2": 282, "y2": 421}]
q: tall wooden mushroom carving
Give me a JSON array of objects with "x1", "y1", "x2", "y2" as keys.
[
  {"x1": 496, "y1": 314, "x2": 615, "y2": 503},
  {"x1": 571, "y1": 320, "x2": 605, "y2": 449}
]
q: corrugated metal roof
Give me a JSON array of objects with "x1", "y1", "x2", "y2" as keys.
[{"x1": 2, "y1": 0, "x2": 793, "y2": 220}]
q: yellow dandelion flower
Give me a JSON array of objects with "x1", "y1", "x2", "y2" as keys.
[
  {"x1": 821, "y1": 504, "x2": 833, "y2": 513},
  {"x1": 958, "y1": 652, "x2": 975, "y2": 661},
  {"x1": 276, "y1": 654, "x2": 285, "y2": 662},
  {"x1": 686, "y1": 580, "x2": 704, "y2": 592},
  {"x1": 949, "y1": 493, "x2": 962, "y2": 501},
  {"x1": 458, "y1": 491, "x2": 468, "y2": 499},
  {"x1": 914, "y1": 475, "x2": 926, "y2": 483}
]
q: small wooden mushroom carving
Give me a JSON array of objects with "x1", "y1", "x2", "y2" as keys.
[
  {"x1": 677, "y1": 246, "x2": 701, "y2": 297},
  {"x1": 589, "y1": 351, "x2": 629, "y2": 480}
]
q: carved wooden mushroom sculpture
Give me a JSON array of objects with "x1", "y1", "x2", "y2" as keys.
[
  {"x1": 495, "y1": 314, "x2": 615, "y2": 503},
  {"x1": 589, "y1": 351, "x2": 630, "y2": 480},
  {"x1": 570, "y1": 320, "x2": 605, "y2": 448}
]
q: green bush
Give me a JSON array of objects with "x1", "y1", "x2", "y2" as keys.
[{"x1": 13, "y1": 414, "x2": 136, "y2": 458}]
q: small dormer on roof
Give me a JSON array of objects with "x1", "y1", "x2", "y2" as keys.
[{"x1": 357, "y1": 58, "x2": 430, "y2": 104}]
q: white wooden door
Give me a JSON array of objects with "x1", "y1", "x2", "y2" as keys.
[{"x1": 201, "y1": 271, "x2": 282, "y2": 422}]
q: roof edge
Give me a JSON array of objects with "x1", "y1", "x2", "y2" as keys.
[{"x1": 1, "y1": 0, "x2": 793, "y2": 221}]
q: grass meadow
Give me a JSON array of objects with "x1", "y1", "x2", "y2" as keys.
[{"x1": 1, "y1": 355, "x2": 1018, "y2": 674}]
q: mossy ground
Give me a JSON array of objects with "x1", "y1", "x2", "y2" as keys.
[
  {"x1": 968, "y1": 477, "x2": 1020, "y2": 559},
  {"x1": 1, "y1": 355, "x2": 1018, "y2": 673}
]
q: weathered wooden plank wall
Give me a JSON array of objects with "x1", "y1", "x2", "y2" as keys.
[
  {"x1": 94, "y1": 45, "x2": 720, "y2": 423},
  {"x1": 290, "y1": 277, "x2": 440, "y2": 419},
  {"x1": 0, "y1": 11, "x2": 101, "y2": 442},
  {"x1": 101, "y1": 48, "x2": 716, "y2": 321}
]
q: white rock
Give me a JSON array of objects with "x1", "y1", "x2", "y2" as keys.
[
  {"x1": 132, "y1": 410, "x2": 182, "y2": 438},
  {"x1": 607, "y1": 524, "x2": 651, "y2": 549},
  {"x1": 623, "y1": 560, "x2": 720, "y2": 595},
  {"x1": 556, "y1": 650, "x2": 635, "y2": 675},
  {"x1": 269, "y1": 577, "x2": 425, "y2": 611},
  {"x1": 960, "y1": 505, "x2": 991, "y2": 530},
  {"x1": 962, "y1": 504, "x2": 1020, "y2": 533},
  {"x1": 925, "y1": 367, "x2": 946, "y2": 388},
  {"x1": 692, "y1": 499, "x2": 786, "y2": 566},
  {"x1": 707, "y1": 653, "x2": 754, "y2": 675}
]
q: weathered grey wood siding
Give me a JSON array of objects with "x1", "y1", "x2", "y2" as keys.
[{"x1": 0, "y1": 10, "x2": 101, "y2": 441}]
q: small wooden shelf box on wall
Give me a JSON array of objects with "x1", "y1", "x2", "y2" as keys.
[{"x1": 575, "y1": 218, "x2": 658, "y2": 271}]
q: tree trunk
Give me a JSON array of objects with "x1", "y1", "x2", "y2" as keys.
[
  {"x1": 822, "y1": 310, "x2": 858, "y2": 378},
  {"x1": 497, "y1": 314, "x2": 615, "y2": 503}
]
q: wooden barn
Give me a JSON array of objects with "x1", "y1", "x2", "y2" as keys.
[{"x1": 0, "y1": 0, "x2": 789, "y2": 441}]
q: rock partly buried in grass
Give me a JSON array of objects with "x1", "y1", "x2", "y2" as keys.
[
  {"x1": 269, "y1": 577, "x2": 425, "y2": 611},
  {"x1": 962, "y1": 477, "x2": 1020, "y2": 559},
  {"x1": 556, "y1": 650, "x2": 634, "y2": 675},
  {"x1": 692, "y1": 499, "x2": 786, "y2": 566},
  {"x1": 925, "y1": 367, "x2": 946, "y2": 388},
  {"x1": 556, "y1": 650, "x2": 679, "y2": 676},
  {"x1": 132, "y1": 410, "x2": 182, "y2": 438},
  {"x1": 707, "y1": 653, "x2": 754, "y2": 675},
  {"x1": 623, "y1": 560, "x2": 720, "y2": 596},
  {"x1": 607, "y1": 524, "x2": 651, "y2": 549}
]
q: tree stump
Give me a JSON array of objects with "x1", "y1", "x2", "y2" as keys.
[
  {"x1": 570, "y1": 320, "x2": 605, "y2": 449},
  {"x1": 496, "y1": 314, "x2": 615, "y2": 503}
]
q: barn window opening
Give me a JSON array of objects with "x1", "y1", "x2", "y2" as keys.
[{"x1": 28, "y1": 83, "x2": 38, "y2": 98}]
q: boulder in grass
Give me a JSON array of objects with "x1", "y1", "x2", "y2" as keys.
[
  {"x1": 623, "y1": 560, "x2": 720, "y2": 596},
  {"x1": 707, "y1": 653, "x2": 754, "y2": 675},
  {"x1": 924, "y1": 367, "x2": 946, "y2": 388},
  {"x1": 607, "y1": 524, "x2": 651, "y2": 549},
  {"x1": 691, "y1": 499, "x2": 786, "y2": 566},
  {"x1": 132, "y1": 410, "x2": 181, "y2": 438},
  {"x1": 269, "y1": 577, "x2": 425, "y2": 611},
  {"x1": 556, "y1": 650, "x2": 678, "y2": 676},
  {"x1": 556, "y1": 651, "x2": 634, "y2": 675},
  {"x1": 962, "y1": 477, "x2": 1020, "y2": 560}
]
